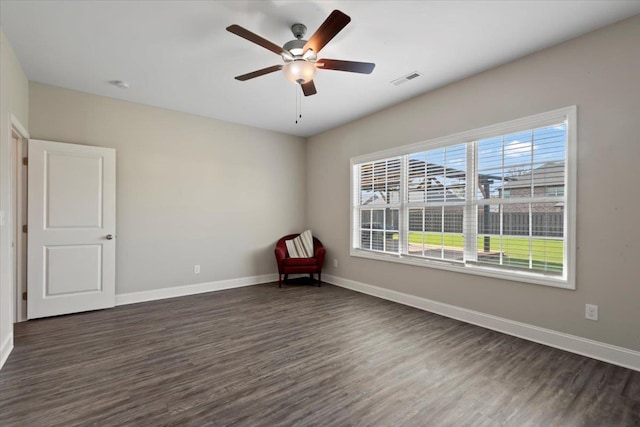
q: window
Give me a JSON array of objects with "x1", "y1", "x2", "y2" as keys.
[
  {"x1": 406, "y1": 143, "x2": 466, "y2": 262},
  {"x1": 546, "y1": 186, "x2": 564, "y2": 197},
  {"x1": 351, "y1": 107, "x2": 576, "y2": 289},
  {"x1": 357, "y1": 158, "x2": 401, "y2": 252}
]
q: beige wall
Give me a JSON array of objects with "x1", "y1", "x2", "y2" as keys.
[
  {"x1": 0, "y1": 29, "x2": 29, "y2": 360},
  {"x1": 29, "y1": 82, "x2": 306, "y2": 295},
  {"x1": 306, "y1": 16, "x2": 640, "y2": 351}
]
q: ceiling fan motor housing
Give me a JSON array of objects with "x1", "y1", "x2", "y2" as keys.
[{"x1": 283, "y1": 39, "x2": 307, "y2": 57}]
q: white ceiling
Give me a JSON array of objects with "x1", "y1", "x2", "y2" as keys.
[{"x1": 2, "y1": 1, "x2": 639, "y2": 137}]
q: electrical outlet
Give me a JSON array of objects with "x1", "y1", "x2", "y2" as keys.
[
  {"x1": 585, "y1": 304, "x2": 598, "y2": 321},
  {"x1": 333, "y1": 258, "x2": 338, "y2": 268},
  {"x1": 194, "y1": 265, "x2": 200, "y2": 274}
]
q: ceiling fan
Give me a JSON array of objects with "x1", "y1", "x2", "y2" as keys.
[{"x1": 226, "y1": 10, "x2": 375, "y2": 96}]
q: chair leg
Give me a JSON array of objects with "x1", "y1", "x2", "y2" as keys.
[
  {"x1": 278, "y1": 273, "x2": 282, "y2": 288},
  {"x1": 318, "y1": 272, "x2": 322, "y2": 287}
]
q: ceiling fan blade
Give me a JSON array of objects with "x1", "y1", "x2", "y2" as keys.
[
  {"x1": 226, "y1": 24, "x2": 289, "y2": 56},
  {"x1": 316, "y1": 59, "x2": 375, "y2": 74},
  {"x1": 301, "y1": 80, "x2": 317, "y2": 96},
  {"x1": 303, "y1": 10, "x2": 351, "y2": 54},
  {"x1": 235, "y1": 65, "x2": 283, "y2": 81}
]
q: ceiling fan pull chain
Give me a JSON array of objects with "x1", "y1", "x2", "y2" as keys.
[{"x1": 295, "y1": 86, "x2": 304, "y2": 124}]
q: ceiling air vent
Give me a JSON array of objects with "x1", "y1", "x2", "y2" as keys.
[{"x1": 391, "y1": 71, "x2": 422, "y2": 86}]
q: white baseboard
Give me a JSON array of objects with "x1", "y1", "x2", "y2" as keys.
[
  {"x1": 324, "y1": 274, "x2": 640, "y2": 372},
  {"x1": 0, "y1": 332, "x2": 14, "y2": 370},
  {"x1": 116, "y1": 273, "x2": 278, "y2": 306}
]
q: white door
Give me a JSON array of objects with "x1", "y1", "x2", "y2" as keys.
[{"x1": 27, "y1": 139, "x2": 116, "y2": 319}]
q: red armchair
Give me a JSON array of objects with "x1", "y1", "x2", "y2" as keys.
[{"x1": 274, "y1": 234, "x2": 326, "y2": 288}]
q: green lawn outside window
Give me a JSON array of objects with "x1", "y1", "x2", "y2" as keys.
[{"x1": 406, "y1": 232, "x2": 563, "y2": 272}]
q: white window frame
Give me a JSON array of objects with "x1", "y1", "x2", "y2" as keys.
[{"x1": 350, "y1": 106, "x2": 577, "y2": 289}]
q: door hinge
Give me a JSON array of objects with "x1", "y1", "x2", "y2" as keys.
[
  {"x1": 22, "y1": 157, "x2": 28, "y2": 166},
  {"x1": 22, "y1": 291, "x2": 27, "y2": 301},
  {"x1": 22, "y1": 224, "x2": 27, "y2": 233}
]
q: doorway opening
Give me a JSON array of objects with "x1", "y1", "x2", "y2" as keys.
[{"x1": 11, "y1": 118, "x2": 29, "y2": 322}]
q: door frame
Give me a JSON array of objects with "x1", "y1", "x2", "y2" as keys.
[{"x1": 10, "y1": 114, "x2": 29, "y2": 322}]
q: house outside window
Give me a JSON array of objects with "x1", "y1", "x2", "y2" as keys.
[
  {"x1": 501, "y1": 163, "x2": 565, "y2": 212},
  {"x1": 351, "y1": 107, "x2": 576, "y2": 289}
]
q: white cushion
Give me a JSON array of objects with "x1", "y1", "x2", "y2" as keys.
[
  {"x1": 299, "y1": 229, "x2": 314, "y2": 257},
  {"x1": 285, "y1": 230, "x2": 314, "y2": 258}
]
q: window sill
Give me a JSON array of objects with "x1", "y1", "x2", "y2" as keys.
[{"x1": 349, "y1": 248, "x2": 574, "y2": 290}]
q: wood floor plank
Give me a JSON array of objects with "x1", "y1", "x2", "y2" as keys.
[{"x1": 1, "y1": 283, "x2": 638, "y2": 426}]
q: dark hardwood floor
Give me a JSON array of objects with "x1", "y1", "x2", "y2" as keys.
[{"x1": 1, "y1": 282, "x2": 638, "y2": 426}]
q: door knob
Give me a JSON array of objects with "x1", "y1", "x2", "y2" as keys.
[{"x1": 106, "y1": 234, "x2": 114, "y2": 240}]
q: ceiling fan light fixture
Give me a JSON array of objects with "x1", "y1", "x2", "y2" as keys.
[{"x1": 283, "y1": 60, "x2": 316, "y2": 84}]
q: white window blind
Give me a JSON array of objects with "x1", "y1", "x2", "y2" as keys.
[
  {"x1": 354, "y1": 157, "x2": 401, "y2": 253},
  {"x1": 473, "y1": 124, "x2": 566, "y2": 274},
  {"x1": 406, "y1": 143, "x2": 466, "y2": 262},
  {"x1": 350, "y1": 107, "x2": 576, "y2": 289}
]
